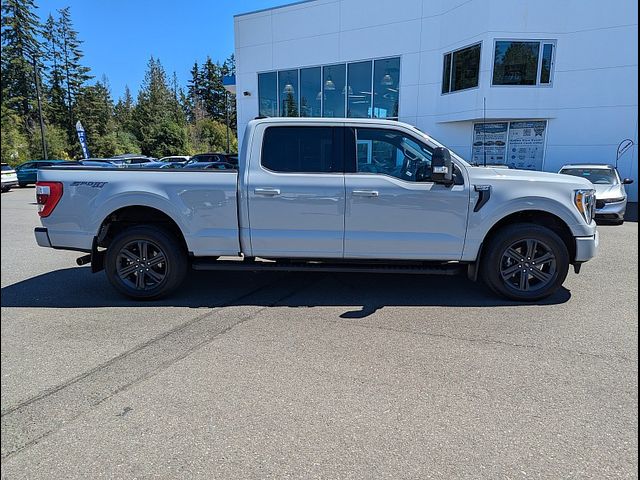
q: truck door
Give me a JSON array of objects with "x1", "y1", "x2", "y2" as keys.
[
  {"x1": 246, "y1": 125, "x2": 345, "y2": 258},
  {"x1": 344, "y1": 126, "x2": 469, "y2": 260}
]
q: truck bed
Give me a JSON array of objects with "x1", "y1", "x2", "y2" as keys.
[{"x1": 37, "y1": 167, "x2": 240, "y2": 256}]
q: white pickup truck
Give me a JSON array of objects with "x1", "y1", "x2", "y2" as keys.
[{"x1": 34, "y1": 118, "x2": 598, "y2": 301}]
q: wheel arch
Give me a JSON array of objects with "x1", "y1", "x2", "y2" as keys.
[
  {"x1": 96, "y1": 205, "x2": 189, "y2": 253},
  {"x1": 480, "y1": 210, "x2": 575, "y2": 263}
]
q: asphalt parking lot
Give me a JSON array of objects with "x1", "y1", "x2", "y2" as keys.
[{"x1": 1, "y1": 187, "x2": 638, "y2": 479}]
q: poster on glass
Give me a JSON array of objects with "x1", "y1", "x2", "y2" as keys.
[{"x1": 472, "y1": 122, "x2": 508, "y2": 165}]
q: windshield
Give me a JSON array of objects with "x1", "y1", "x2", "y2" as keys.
[
  {"x1": 560, "y1": 168, "x2": 618, "y2": 185},
  {"x1": 1, "y1": 164, "x2": 13, "y2": 171}
]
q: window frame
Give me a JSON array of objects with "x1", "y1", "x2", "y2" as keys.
[
  {"x1": 491, "y1": 39, "x2": 557, "y2": 88},
  {"x1": 441, "y1": 42, "x2": 482, "y2": 95},
  {"x1": 259, "y1": 125, "x2": 344, "y2": 175}
]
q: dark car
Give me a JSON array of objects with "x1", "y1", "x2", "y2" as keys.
[
  {"x1": 183, "y1": 161, "x2": 236, "y2": 170},
  {"x1": 185, "y1": 153, "x2": 233, "y2": 166},
  {"x1": 15, "y1": 160, "x2": 69, "y2": 186}
]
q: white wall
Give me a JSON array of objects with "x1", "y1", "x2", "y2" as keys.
[{"x1": 234, "y1": 0, "x2": 638, "y2": 201}]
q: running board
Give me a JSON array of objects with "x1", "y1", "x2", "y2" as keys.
[{"x1": 191, "y1": 259, "x2": 463, "y2": 275}]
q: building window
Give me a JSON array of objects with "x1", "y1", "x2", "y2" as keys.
[
  {"x1": 258, "y1": 72, "x2": 277, "y2": 117},
  {"x1": 347, "y1": 61, "x2": 372, "y2": 118},
  {"x1": 442, "y1": 43, "x2": 481, "y2": 94},
  {"x1": 322, "y1": 64, "x2": 346, "y2": 117},
  {"x1": 300, "y1": 67, "x2": 321, "y2": 117},
  {"x1": 373, "y1": 57, "x2": 399, "y2": 119},
  {"x1": 278, "y1": 70, "x2": 299, "y2": 117},
  {"x1": 258, "y1": 56, "x2": 400, "y2": 119},
  {"x1": 492, "y1": 40, "x2": 556, "y2": 86},
  {"x1": 261, "y1": 126, "x2": 341, "y2": 173}
]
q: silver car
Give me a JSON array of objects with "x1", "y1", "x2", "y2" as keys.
[{"x1": 559, "y1": 164, "x2": 634, "y2": 223}]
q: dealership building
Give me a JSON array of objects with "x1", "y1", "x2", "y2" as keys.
[{"x1": 233, "y1": 0, "x2": 638, "y2": 201}]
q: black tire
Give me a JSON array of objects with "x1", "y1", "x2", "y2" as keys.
[
  {"x1": 481, "y1": 223, "x2": 569, "y2": 301},
  {"x1": 18, "y1": 182, "x2": 28, "y2": 188},
  {"x1": 105, "y1": 225, "x2": 187, "y2": 300}
]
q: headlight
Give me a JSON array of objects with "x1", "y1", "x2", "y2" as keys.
[
  {"x1": 602, "y1": 197, "x2": 625, "y2": 204},
  {"x1": 574, "y1": 189, "x2": 596, "y2": 223}
]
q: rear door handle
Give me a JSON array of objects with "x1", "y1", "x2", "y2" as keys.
[
  {"x1": 254, "y1": 188, "x2": 281, "y2": 196},
  {"x1": 352, "y1": 190, "x2": 379, "y2": 197}
]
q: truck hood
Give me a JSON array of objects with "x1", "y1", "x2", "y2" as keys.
[{"x1": 467, "y1": 166, "x2": 594, "y2": 190}]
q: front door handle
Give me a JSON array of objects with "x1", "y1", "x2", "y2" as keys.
[
  {"x1": 254, "y1": 187, "x2": 281, "y2": 196},
  {"x1": 352, "y1": 190, "x2": 379, "y2": 197}
]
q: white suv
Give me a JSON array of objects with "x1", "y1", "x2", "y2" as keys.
[{"x1": 1, "y1": 163, "x2": 18, "y2": 192}]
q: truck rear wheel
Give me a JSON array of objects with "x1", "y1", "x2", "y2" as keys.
[
  {"x1": 481, "y1": 223, "x2": 569, "y2": 301},
  {"x1": 105, "y1": 225, "x2": 187, "y2": 300}
]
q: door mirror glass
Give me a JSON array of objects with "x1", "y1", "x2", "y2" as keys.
[
  {"x1": 622, "y1": 178, "x2": 634, "y2": 185},
  {"x1": 432, "y1": 147, "x2": 453, "y2": 184}
]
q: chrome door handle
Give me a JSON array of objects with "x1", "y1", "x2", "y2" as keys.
[
  {"x1": 352, "y1": 190, "x2": 379, "y2": 197},
  {"x1": 254, "y1": 188, "x2": 281, "y2": 196}
]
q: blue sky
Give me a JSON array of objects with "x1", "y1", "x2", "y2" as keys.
[{"x1": 35, "y1": 0, "x2": 287, "y2": 100}]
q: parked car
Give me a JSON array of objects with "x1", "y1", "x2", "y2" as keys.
[
  {"x1": 77, "y1": 160, "x2": 121, "y2": 168},
  {"x1": 110, "y1": 154, "x2": 155, "y2": 167},
  {"x1": 140, "y1": 161, "x2": 185, "y2": 169},
  {"x1": 183, "y1": 161, "x2": 236, "y2": 170},
  {"x1": 34, "y1": 117, "x2": 599, "y2": 302},
  {"x1": 185, "y1": 153, "x2": 233, "y2": 166},
  {"x1": 559, "y1": 164, "x2": 634, "y2": 224},
  {"x1": 158, "y1": 156, "x2": 190, "y2": 164},
  {"x1": 1, "y1": 163, "x2": 18, "y2": 192},
  {"x1": 15, "y1": 160, "x2": 69, "y2": 186}
]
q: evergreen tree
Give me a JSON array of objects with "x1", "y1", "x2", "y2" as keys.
[
  {"x1": 132, "y1": 57, "x2": 188, "y2": 157},
  {"x1": 1, "y1": 0, "x2": 43, "y2": 133},
  {"x1": 57, "y1": 6, "x2": 92, "y2": 132},
  {"x1": 200, "y1": 56, "x2": 224, "y2": 120},
  {"x1": 186, "y1": 61, "x2": 205, "y2": 122},
  {"x1": 42, "y1": 13, "x2": 66, "y2": 127},
  {"x1": 114, "y1": 85, "x2": 134, "y2": 131}
]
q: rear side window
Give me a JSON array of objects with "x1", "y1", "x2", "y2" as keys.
[{"x1": 261, "y1": 126, "x2": 341, "y2": 173}]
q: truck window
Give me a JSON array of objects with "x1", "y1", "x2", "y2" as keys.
[
  {"x1": 354, "y1": 128, "x2": 433, "y2": 182},
  {"x1": 261, "y1": 126, "x2": 341, "y2": 173}
]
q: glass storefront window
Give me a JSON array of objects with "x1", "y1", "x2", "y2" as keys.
[
  {"x1": 322, "y1": 64, "x2": 346, "y2": 117},
  {"x1": 300, "y1": 67, "x2": 321, "y2": 117},
  {"x1": 259, "y1": 56, "x2": 400, "y2": 119},
  {"x1": 347, "y1": 61, "x2": 372, "y2": 118},
  {"x1": 258, "y1": 72, "x2": 277, "y2": 117},
  {"x1": 278, "y1": 70, "x2": 299, "y2": 117},
  {"x1": 373, "y1": 57, "x2": 400, "y2": 119}
]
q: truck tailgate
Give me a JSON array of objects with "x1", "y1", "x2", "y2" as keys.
[{"x1": 37, "y1": 167, "x2": 240, "y2": 256}]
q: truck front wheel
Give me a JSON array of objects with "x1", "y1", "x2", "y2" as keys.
[
  {"x1": 105, "y1": 225, "x2": 187, "y2": 300},
  {"x1": 481, "y1": 224, "x2": 569, "y2": 301}
]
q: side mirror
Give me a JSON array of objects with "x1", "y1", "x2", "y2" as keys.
[
  {"x1": 432, "y1": 147, "x2": 453, "y2": 184},
  {"x1": 622, "y1": 178, "x2": 634, "y2": 185}
]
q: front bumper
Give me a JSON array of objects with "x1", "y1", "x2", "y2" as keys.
[
  {"x1": 574, "y1": 229, "x2": 599, "y2": 262},
  {"x1": 34, "y1": 227, "x2": 53, "y2": 248},
  {"x1": 595, "y1": 199, "x2": 626, "y2": 220}
]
